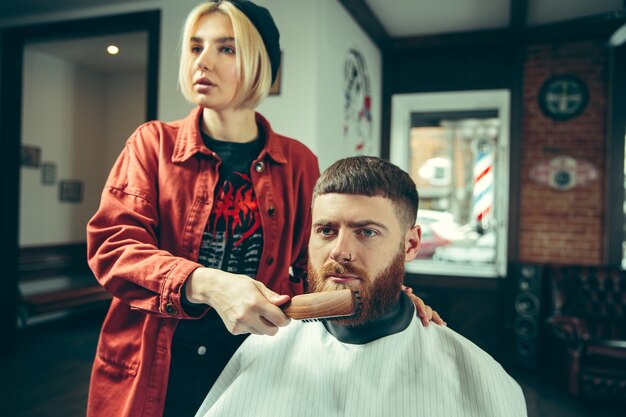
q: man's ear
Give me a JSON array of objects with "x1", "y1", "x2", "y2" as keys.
[{"x1": 404, "y1": 225, "x2": 421, "y2": 262}]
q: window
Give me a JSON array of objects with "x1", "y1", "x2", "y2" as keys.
[{"x1": 391, "y1": 90, "x2": 510, "y2": 277}]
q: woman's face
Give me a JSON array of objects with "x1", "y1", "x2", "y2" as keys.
[{"x1": 188, "y1": 12, "x2": 241, "y2": 111}]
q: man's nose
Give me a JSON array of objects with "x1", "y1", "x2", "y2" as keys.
[{"x1": 329, "y1": 231, "x2": 354, "y2": 263}]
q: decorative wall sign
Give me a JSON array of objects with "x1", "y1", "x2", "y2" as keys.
[
  {"x1": 529, "y1": 156, "x2": 597, "y2": 191},
  {"x1": 21, "y1": 145, "x2": 41, "y2": 168},
  {"x1": 343, "y1": 49, "x2": 373, "y2": 155},
  {"x1": 41, "y1": 162, "x2": 57, "y2": 185},
  {"x1": 538, "y1": 74, "x2": 588, "y2": 121},
  {"x1": 59, "y1": 180, "x2": 83, "y2": 203}
]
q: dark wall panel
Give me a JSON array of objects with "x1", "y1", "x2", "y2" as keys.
[{"x1": 388, "y1": 46, "x2": 515, "y2": 94}]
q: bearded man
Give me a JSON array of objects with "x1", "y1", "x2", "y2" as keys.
[{"x1": 195, "y1": 156, "x2": 527, "y2": 417}]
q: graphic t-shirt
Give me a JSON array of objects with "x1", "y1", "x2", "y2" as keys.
[
  {"x1": 197, "y1": 143, "x2": 264, "y2": 278},
  {"x1": 173, "y1": 130, "x2": 265, "y2": 344}
]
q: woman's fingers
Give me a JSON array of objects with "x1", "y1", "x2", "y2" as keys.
[
  {"x1": 402, "y1": 285, "x2": 446, "y2": 327},
  {"x1": 432, "y1": 310, "x2": 446, "y2": 326}
]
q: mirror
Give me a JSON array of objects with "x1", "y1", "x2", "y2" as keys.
[{"x1": 0, "y1": 10, "x2": 159, "y2": 350}]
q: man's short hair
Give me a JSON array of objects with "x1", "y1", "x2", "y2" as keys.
[
  {"x1": 313, "y1": 156, "x2": 419, "y2": 231},
  {"x1": 178, "y1": 1, "x2": 273, "y2": 109}
]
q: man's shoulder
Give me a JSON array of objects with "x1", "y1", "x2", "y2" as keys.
[
  {"x1": 409, "y1": 321, "x2": 526, "y2": 415},
  {"x1": 412, "y1": 320, "x2": 514, "y2": 379},
  {"x1": 413, "y1": 319, "x2": 491, "y2": 355}
]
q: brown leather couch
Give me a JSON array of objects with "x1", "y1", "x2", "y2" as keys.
[{"x1": 544, "y1": 265, "x2": 626, "y2": 403}]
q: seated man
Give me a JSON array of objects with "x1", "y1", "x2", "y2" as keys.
[{"x1": 196, "y1": 156, "x2": 527, "y2": 417}]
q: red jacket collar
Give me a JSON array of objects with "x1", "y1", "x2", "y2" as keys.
[{"x1": 172, "y1": 107, "x2": 287, "y2": 165}]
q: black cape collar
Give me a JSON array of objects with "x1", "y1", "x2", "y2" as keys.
[{"x1": 322, "y1": 292, "x2": 414, "y2": 345}]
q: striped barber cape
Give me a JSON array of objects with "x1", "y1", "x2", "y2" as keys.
[{"x1": 195, "y1": 314, "x2": 527, "y2": 417}]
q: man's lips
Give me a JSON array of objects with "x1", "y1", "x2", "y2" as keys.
[{"x1": 327, "y1": 274, "x2": 361, "y2": 284}]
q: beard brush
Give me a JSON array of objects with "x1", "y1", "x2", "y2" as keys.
[{"x1": 281, "y1": 289, "x2": 362, "y2": 322}]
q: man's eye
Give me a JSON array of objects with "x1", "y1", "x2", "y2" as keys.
[
  {"x1": 318, "y1": 227, "x2": 334, "y2": 236},
  {"x1": 360, "y1": 229, "x2": 377, "y2": 237}
]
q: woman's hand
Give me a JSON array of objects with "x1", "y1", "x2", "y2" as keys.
[
  {"x1": 402, "y1": 285, "x2": 446, "y2": 327},
  {"x1": 186, "y1": 268, "x2": 291, "y2": 336}
]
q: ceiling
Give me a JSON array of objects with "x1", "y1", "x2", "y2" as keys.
[
  {"x1": 2, "y1": 0, "x2": 625, "y2": 37},
  {"x1": 363, "y1": 0, "x2": 625, "y2": 37},
  {"x1": 2, "y1": 0, "x2": 625, "y2": 74},
  {"x1": 26, "y1": 32, "x2": 148, "y2": 74},
  {"x1": 0, "y1": 0, "x2": 145, "y2": 18},
  {"x1": 0, "y1": 0, "x2": 151, "y2": 75}
]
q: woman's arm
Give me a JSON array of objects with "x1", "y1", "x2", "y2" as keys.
[{"x1": 87, "y1": 125, "x2": 202, "y2": 318}]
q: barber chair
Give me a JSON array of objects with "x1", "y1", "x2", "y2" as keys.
[{"x1": 545, "y1": 265, "x2": 626, "y2": 403}]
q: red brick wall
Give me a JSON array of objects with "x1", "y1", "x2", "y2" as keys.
[{"x1": 520, "y1": 41, "x2": 608, "y2": 265}]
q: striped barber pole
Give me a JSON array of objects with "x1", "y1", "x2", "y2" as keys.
[{"x1": 471, "y1": 138, "x2": 495, "y2": 228}]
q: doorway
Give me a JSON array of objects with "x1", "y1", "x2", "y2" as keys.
[{"x1": 0, "y1": 10, "x2": 160, "y2": 356}]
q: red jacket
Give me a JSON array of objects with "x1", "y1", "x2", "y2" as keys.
[{"x1": 86, "y1": 107, "x2": 319, "y2": 417}]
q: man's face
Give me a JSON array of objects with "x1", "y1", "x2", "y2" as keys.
[{"x1": 307, "y1": 193, "x2": 421, "y2": 325}]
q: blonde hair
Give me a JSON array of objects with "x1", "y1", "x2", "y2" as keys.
[{"x1": 178, "y1": 2, "x2": 272, "y2": 109}]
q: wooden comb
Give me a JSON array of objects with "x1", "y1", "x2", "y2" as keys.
[{"x1": 281, "y1": 289, "x2": 362, "y2": 322}]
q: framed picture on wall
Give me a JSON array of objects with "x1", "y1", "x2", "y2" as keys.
[
  {"x1": 21, "y1": 145, "x2": 41, "y2": 168},
  {"x1": 59, "y1": 180, "x2": 83, "y2": 203},
  {"x1": 41, "y1": 162, "x2": 57, "y2": 185},
  {"x1": 269, "y1": 51, "x2": 283, "y2": 96}
]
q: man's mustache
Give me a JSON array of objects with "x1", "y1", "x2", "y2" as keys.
[{"x1": 319, "y1": 261, "x2": 368, "y2": 281}]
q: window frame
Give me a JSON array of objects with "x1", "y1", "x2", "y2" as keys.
[{"x1": 390, "y1": 90, "x2": 511, "y2": 278}]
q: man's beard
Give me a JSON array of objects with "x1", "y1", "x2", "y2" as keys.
[{"x1": 306, "y1": 246, "x2": 406, "y2": 326}]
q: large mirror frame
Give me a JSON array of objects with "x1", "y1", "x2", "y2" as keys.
[{"x1": 0, "y1": 10, "x2": 160, "y2": 356}]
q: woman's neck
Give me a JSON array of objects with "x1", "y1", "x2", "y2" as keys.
[{"x1": 201, "y1": 108, "x2": 258, "y2": 143}]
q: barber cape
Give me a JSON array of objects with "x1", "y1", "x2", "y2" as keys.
[{"x1": 195, "y1": 311, "x2": 527, "y2": 417}]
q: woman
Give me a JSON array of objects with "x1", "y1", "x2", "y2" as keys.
[{"x1": 86, "y1": 1, "x2": 440, "y2": 416}]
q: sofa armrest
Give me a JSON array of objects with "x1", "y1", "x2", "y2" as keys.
[
  {"x1": 546, "y1": 315, "x2": 589, "y2": 346},
  {"x1": 585, "y1": 340, "x2": 626, "y2": 361},
  {"x1": 546, "y1": 315, "x2": 588, "y2": 396}
]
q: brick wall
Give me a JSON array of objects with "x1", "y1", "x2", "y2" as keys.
[{"x1": 520, "y1": 41, "x2": 608, "y2": 265}]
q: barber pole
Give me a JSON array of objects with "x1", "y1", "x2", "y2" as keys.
[{"x1": 471, "y1": 138, "x2": 495, "y2": 229}]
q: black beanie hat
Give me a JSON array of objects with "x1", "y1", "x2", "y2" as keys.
[{"x1": 217, "y1": 0, "x2": 281, "y2": 84}]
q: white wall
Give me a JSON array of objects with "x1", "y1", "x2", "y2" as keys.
[
  {"x1": 316, "y1": 0, "x2": 382, "y2": 170},
  {"x1": 258, "y1": 0, "x2": 381, "y2": 169},
  {"x1": 255, "y1": 0, "x2": 320, "y2": 154},
  {"x1": 19, "y1": 48, "x2": 145, "y2": 246},
  {"x1": 20, "y1": 49, "x2": 105, "y2": 245},
  {"x1": 103, "y1": 72, "x2": 147, "y2": 180}
]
